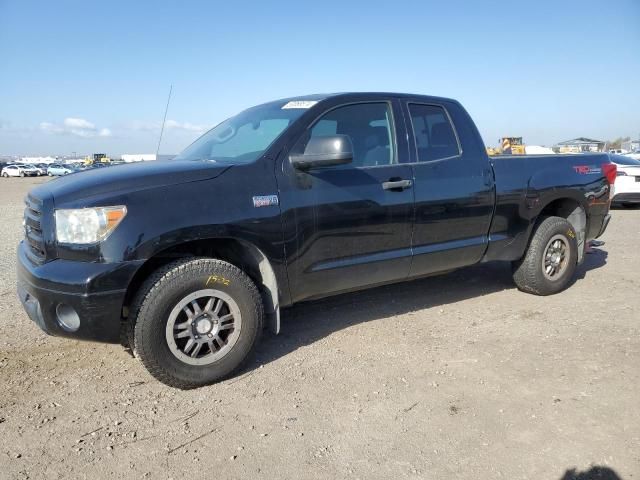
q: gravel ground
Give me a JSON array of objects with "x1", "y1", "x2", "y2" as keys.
[{"x1": 0, "y1": 177, "x2": 638, "y2": 480}]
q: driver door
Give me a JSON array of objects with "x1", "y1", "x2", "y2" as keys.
[{"x1": 276, "y1": 100, "x2": 415, "y2": 303}]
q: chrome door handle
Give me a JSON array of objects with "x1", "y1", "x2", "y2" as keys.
[{"x1": 382, "y1": 179, "x2": 412, "y2": 191}]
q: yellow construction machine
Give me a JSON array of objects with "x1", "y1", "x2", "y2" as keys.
[{"x1": 486, "y1": 137, "x2": 526, "y2": 155}]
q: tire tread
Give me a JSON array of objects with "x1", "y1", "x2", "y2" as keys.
[
  {"x1": 130, "y1": 258, "x2": 263, "y2": 389},
  {"x1": 512, "y1": 216, "x2": 578, "y2": 296}
]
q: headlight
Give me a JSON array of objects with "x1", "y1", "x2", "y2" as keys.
[{"x1": 55, "y1": 206, "x2": 127, "y2": 244}]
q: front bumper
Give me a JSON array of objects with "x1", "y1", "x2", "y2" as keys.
[{"x1": 17, "y1": 241, "x2": 144, "y2": 343}]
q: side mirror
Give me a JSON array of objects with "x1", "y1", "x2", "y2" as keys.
[{"x1": 290, "y1": 135, "x2": 353, "y2": 170}]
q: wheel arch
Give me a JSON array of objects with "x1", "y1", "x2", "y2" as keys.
[
  {"x1": 123, "y1": 237, "x2": 282, "y2": 334},
  {"x1": 532, "y1": 196, "x2": 588, "y2": 263}
]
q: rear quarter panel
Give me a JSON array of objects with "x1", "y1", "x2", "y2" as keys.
[{"x1": 484, "y1": 153, "x2": 611, "y2": 262}]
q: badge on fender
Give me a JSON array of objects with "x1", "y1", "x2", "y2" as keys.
[{"x1": 253, "y1": 195, "x2": 279, "y2": 208}]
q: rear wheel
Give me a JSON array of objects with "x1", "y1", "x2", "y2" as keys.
[
  {"x1": 2, "y1": 173, "x2": 7, "y2": 178},
  {"x1": 512, "y1": 216, "x2": 578, "y2": 295},
  {"x1": 131, "y1": 258, "x2": 263, "y2": 389},
  {"x1": 20, "y1": 171, "x2": 24, "y2": 177}
]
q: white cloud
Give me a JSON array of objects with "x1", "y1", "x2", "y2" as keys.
[
  {"x1": 39, "y1": 122, "x2": 65, "y2": 134},
  {"x1": 40, "y1": 117, "x2": 112, "y2": 138},
  {"x1": 64, "y1": 117, "x2": 95, "y2": 130},
  {"x1": 126, "y1": 120, "x2": 210, "y2": 135},
  {"x1": 164, "y1": 120, "x2": 210, "y2": 134},
  {"x1": 126, "y1": 121, "x2": 159, "y2": 132}
]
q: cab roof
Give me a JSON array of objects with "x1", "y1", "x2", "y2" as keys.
[{"x1": 265, "y1": 92, "x2": 458, "y2": 106}]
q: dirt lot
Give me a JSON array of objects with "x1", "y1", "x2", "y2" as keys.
[{"x1": 0, "y1": 177, "x2": 638, "y2": 479}]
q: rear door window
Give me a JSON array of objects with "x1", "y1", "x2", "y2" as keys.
[{"x1": 408, "y1": 104, "x2": 460, "y2": 162}]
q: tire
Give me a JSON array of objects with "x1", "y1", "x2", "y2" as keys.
[
  {"x1": 48, "y1": 172, "x2": 53, "y2": 176},
  {"x1": 20, "y1": 171, "x2": 24, "y2": 177},
  {"x1": 2, "y1": 173, "x2": 7, "y2": 178},
  {"x1": 512, "y1": 216, "x2": 578, "y2": 296},
  {"x1": 131, "y1": 258, "x2": 263, "y2": 389}
]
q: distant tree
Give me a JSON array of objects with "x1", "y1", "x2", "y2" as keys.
[{"x1": 606, "y1": 136, "x2": 630, "y2": 149}]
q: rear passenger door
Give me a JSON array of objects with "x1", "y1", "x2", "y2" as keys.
[{"x1": 402, "y1": 101, "x2": 495, "y2": 277}]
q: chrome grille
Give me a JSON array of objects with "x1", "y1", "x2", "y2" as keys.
[{"x1": 24, "y1": 195, "x2": 46, "y2": 264}]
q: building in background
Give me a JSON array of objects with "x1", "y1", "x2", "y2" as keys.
[
  {"x1": 121, "y1": 154, "x2": 175, "y2": 162},
  {"x1": 555, "y1": 138, "x2": 605, "y2": 153},
  {"x1": 525, "y1": 145, "x2": 555, "y2": 155},
  {"x1": 121, "y1": 154, "x2": 155, "y2": 162},
  {"x1": 621, "y1": 139, "x2": 640, "y2": 152},
  {"x1": 20, "y1": 156, "x2": 57, "y2": 164}
]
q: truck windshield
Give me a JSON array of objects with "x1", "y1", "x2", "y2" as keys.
[{"x1": 174, "y1": 102, "x2": 308, "y2": 164}]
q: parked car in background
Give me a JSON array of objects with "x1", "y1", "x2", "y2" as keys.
[
  {"x1": 611, "y1": 154, "x2": 640, "y2": 207},
  {"x1": 1, "y1": 165, "x2": 21, "y2": 177},
  {"x1": 36, "y1": 164, "x2": 51, "y2": 175},
  {"x1": 2, "y1": 164, "x2": 39, "y2": 177},
  {"x1": 47, "y1": 164, "x2": 75, "y2": 176},
  {"x1": 18, "y1": 164, "x2": 43, "y2": 176},
  {"x1": 27, "y1": 164, "x2": 47, "y2": 176}
]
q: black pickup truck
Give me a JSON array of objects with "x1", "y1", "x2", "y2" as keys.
[{"x1": 17, "y1": 93, "x2": 615, "y2": 388}]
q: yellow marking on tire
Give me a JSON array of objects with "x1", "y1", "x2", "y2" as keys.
[{"x1": 205, "y1": 275, "x2": 231, "y2": 287}]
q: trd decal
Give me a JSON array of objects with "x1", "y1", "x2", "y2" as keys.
[{"x1": 573, "y1": 165, "x2": 600, "y2": 175}]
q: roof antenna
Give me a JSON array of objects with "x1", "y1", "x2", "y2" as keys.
[{"x1": 156, "y1": 84, "x2": 173, "y2": 157}]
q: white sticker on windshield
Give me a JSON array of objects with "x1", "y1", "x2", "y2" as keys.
[{"x1": 282, "y1": 100, "x2": 318, "y2": 109}]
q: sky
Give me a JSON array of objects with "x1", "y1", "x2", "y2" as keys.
[{"x1": 0, "y1": 0, "x2": 639, "y2": 156}]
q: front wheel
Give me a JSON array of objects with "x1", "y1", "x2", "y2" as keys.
[
  {"x1": 131, "y1": 258, "x2": 264, "y2": 389},
  {"x1": 512, "y1": 216, "x2": 578, "y2": 296}
]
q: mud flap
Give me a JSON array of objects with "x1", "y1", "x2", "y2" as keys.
[
  {"x1": 577, "y1": 230, "x2": 585, "y2": 264},
  {"x1": 267, "y1": 308, "x2": 280, "y2": 335}
]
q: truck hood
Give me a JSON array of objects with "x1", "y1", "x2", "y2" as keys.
[{"x1": 31, "y1": 159, "x2": 232, "y2": 206}]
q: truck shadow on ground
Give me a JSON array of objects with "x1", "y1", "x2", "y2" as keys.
[
  {"x1": 574, "y1": 246, "x2": 608, "y2": 282},
  {"x1": 251, "y1": 248, "x2": 608, "y2": 369}
]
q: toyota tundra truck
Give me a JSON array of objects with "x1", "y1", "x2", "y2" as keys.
[{"x1": 17, "y1": 93, "x2": 615, "y2": 388}]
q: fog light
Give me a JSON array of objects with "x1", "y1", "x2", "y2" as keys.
[{"x1": 56, "y1": 304, "x2": 80, "y2": 332}]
